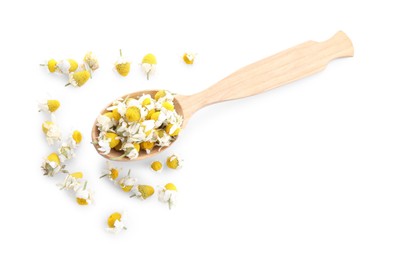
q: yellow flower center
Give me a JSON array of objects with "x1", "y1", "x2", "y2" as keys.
[
  {"x1": 72, "y1": 130, "x2": 82, "y2": 144},
  {"x1": 125, "y1": 106, "x2": 141, "y2": 122},
  {"x1": 142, "y1": 53, "x2": 157, "y2": 65},
  {"x1": 67, "y1": 59, "x2": 78, "y2": 72},
  {"x1": 166, "y1": 156, "x2": 179, "y2": 169},
  {"x1": 42, "y1": 121, "x2": 53, "y2": 134},
  {"x1": 150, "y1": 111, "x2": 161, "y2": 121},
  {"x1": 47, "y1": 100, "x2": 60, "y2": 112},
  {"x1": 108, "y1": 212, "x2": 122, "y2": 228},
  {"x1": 121, "y1": 185, "x2": 133, "y2": 192},
  {"x1": 73, "y1": 70, "x2": 90, "y2": 87},
  {"x1": 154, "y1": 90, "x2": 166, "y2": 101},
  {"x1": 76, "y1": 198, "x2": 88, "y2": 205},
  {"x1": 140, "y1": 141, "x2": 154, "y2": 150},
  {"x1": 47, "y1": 152, "x2": 60, "y2": 166},
  {"x1": 110, "y1": 168, "x2": 119, "y2": 180},
  {"x1": 165, "y1": 183, "x2": 177, "y2": 191},
  {"x1": 162, "y1": 101, "x2": 174, "y2": 111},
  {"x1": 183, "y1": 53, "x2": 195, "y2": 64},
  {"x1": 165, "y1": 124, "x2": 180, "y2": 136},
  {"x1": 116, "y1": 63, "x2": 131, "y2": 77},
  {"x1": 70, "y1": 172, "x2": 83, "y2": 179},
  {"x1": 47, "y1": 59, "x2": 57, "y2": 73},
  {"x1": 151, "y1": 161, "x2": 162, "y2": 172},
  {"x1": 133, "y1": 143, "x2": 140, "y2": 152},
  {"x1": 105, "y1": 132, "x2": 120, "y2": 148},
  {"x1": 112, "y1": 109, "x2": 121, "y2": 121},
  {"x1": 142, "y1": 98, "x2": 151, "y2": 107},
  {"x1": 138, "y1": 185, "x2": 154, "y2": 199},
  {"x1": 104, "y1": 112, "x2": 114, "y2": 119}
]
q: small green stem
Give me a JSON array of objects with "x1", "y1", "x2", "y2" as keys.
[
  {"x1": 119, "y1": 49, "x2": 123, "y2": 57},
  {"x1": 83, "y1": 181, "x2": 88, "y2": 190},
  {"x1": 65, "y1": 83, "x2": 71, "y2": 87}
]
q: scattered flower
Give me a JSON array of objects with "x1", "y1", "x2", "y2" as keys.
[
  {"x1": 118, "y1": 170, "x2": 137, "y2": 192},
  {"x1": 106, "y1": 212, "x2": 127, "y2": 234},
  {"x1": 42, "y1": 121, "x2": 62, "y2": 145},
  {"x1": 40, "y1": 59, "x2": 58, "y2": 73},
  {"x1": 166, "y1": 154, "x2": 183, "y2": 169},
  {"x1": 83, "y1": 51, "x2": 99, "y2": 74},
  {"x1": 57, "y1": 59, "x2": 79, "y2": 74},
  {"x1": 141, "y1": 53, "x2": 157, "y2": 80},
  {"x1": 158, "y1": 183, "x2": 178, "y2": 209},
  {"x1": 130, "y1": 185, "x2": 154, "y2": 200},
  {"x1": 38, "y1": 99, "x2": 60, "y2": 113},
  {"x1": 57, "y1": 130, "x2": 83, "y2": 162},
  {"x1": 115, "y1": 49, "x2": 131, "y2": 77},
  {"x1": 66, "y1": 70, "x2": 91, "y2": 87},
  {"x1": 57, "y1": 172, "x2": 84, "y2": 191},
  {"x1": 150, "y1": 161, "x2": 163, "y2": 173},
  {"x1": 100, "y1": 161, "x2": 121, "y2": 181},
  {"x1": 42, "y1": 152, "x2": 66, "y2": 176},
  {"x1": 182, "y1": 52, "x2": 196, "y2": 65},
  {"x1": 75, "y1": 181, "x2": 93, "y2": 205}
]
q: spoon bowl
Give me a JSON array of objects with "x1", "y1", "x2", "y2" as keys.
[{"x1": 92, "y1": 31, "x2": 354, "y2": 161}]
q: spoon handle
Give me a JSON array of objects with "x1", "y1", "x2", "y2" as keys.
[{"x1": 179, "y1": 31, "x2": 353, "y2": 119}]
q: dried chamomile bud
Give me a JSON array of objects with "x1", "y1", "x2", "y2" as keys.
[
  {"x1": 100, "y1": 161, "x2": 121, "y2": 181},
  {"x1": 182, "y1": 52, "x2": 196, "y2": 65},
  {"x1": 106, "y1": 212, "x2": 127, "y2": 234},
  {"x1": 75, "y1": 181, "x2": 93, "y2": 205},
  {"x1": 166, "y1": 154, "x2": 183, "y2": 169},
  {"x1": 41, "y1": 152, "x2": 65, "y2": 176},
  {"x1": 40, "y1": 59, "x2": 58, "y2": 73},
  {"x1": 115, "y1": 49, "x2": 131, "y2": 77},
  {"x1": 57, "y1": 172, "x2": 84, "y2": 191},
  {"x1": 72, "y1": 130, "x2": 82, "y2": 145},
  {"x1": 118, "y1": 170, "x2": 137, "y2": 192},
  {"x1": 42, "y1": 121, "x2": 62, "y2": 145},
  {"x1": 83, "y1": 51, "x2": 99, "y2": 74},
  {"x1": 66, "y1": 70, "x2": 91, "y2": 87},
  {"x1": 141, "y1": 53, "x2": 157, "y2": 80},
  {"x1": 158, "y1": 183, "x2": 178, "y2": 209},
  {"x1": 150, "y1": 161, "x2": 163, "y2": 173},
  {"x1": 38, "y1": 99, "x2": 60, "y2": 113},
  {"x1": 130, "y1": 185, "x2": 154, "y2": 200},
  {"x1": 57, "y1": 59, "x2": 79, "y2": 74}
]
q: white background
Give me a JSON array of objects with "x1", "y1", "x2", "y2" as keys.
[{"x1": 0, "y1": 0, "x2": 395, "y2": 259}]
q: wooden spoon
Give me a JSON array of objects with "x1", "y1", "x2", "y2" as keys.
[{"x1": 92, "y1": 31, "x2": 354, "y2": 161}]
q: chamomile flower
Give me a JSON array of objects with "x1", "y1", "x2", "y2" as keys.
[
  {"x1": 42, "y1": 152, "x2": 65, "y2": 176},
  {"x1": 57, "y1": 172, "x2": 84, "y2": 191},
  {"x1": 130, "y1": 185, "x2": 155, "y2": 200},
  {"x1": 42, "y1": 121, "x2": 62, "y2": 145},
  {"x1": 96, "y1": 114, "x2": 115, "y2": 132},
  {"x1": 75, "y1": 181, "x2": 93, "y2": 205},
  {"x1": 40, "y1": 59, "x2": 58, "y2": 73},
  {"x1": 57, "y1": 59, "x2": 79, "y2": 74},
  {"x1": 38, "y1": 99, "x2": 60, "y2": 113},
  {"x1": 150, "y1": 161, "x2": 163, "y2": 173},
  {"x1": 141, "y1": 53, "x2": 157, "y2": 80},
  {"x1": 83, "y1": 51, "x2": 99, "y2": 74},
  {"x1": 118, "y1": 170, "x2": 137, "y2": 192},
  {"x1": 100, "y1": 161, "x2": 121, "y2": 181},
  {"x1": 106, "y1": 212, "x2": 127, "y2": 234},
  {"x1": 182, "y1": 52, "x2": 196, "y2": 65},
  {"x1": 66, "y1": 70, "x2": 91, "y2": 87},
  {"x1": 122, "y1": 142, "x2": 140, "y2": 160},
  {"x1": 115, "y1": 49, "x2": 131, "y2": 77},
  {"x1": 158, "y1": 183, "x2": 178, "y2": 209},
  {"x1": 166, "y1": 154, "x2": 183, "y2": 169},
  {"x1": 57, "y1": 130, "x2": 82, "y2": 162}
]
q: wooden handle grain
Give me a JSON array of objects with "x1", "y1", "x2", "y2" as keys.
[{"x1": 178, "y1": 31, "x2": 353, "y2": 120}]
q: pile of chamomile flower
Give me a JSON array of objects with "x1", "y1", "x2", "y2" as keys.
[
  {"x1": 39, "y1": 100, "x2": 93, "y2": 206},
  {"x1": 95, "y1": 90, "x2": 183, "y2": 159},
  {"x1": 40, "y1": 51, "x2": 196, "y2": 234}
]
